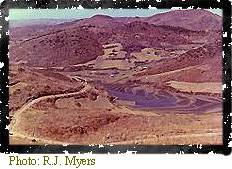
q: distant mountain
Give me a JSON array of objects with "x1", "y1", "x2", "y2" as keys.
[
  {"x1": 98, "y1": 9, "x2": 221, "y2": 31},
  {"x1": 144, "y1": 9, "x2": 222, "y2": 31},
  {"x1": 9, "y1": 9, "x2": 222, "y2": 67},
  {"x1": 10, "y1": 19, "x2": 73, "y2": 28},
  {"x1": 10, "y1": 19, "x2": 80, "y2": 41},
  {"x1": 73, "y1": 14, "x2": 120, "y2": 28}
]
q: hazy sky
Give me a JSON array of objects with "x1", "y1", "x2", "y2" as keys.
[{"x1": 9, "y1": 8, "x2": 222, "y2": 20}]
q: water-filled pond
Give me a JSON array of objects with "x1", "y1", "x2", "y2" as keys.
[
  {"x1": 105, "y1": 84, "x2": 222, "y2": 112},
  {"x1": 106, "y1": 85, "x2": 177, "y2": 108}
]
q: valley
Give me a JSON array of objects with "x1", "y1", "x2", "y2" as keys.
[{"x1": 9, "y1": 9, "x2": 223, "y2": 145}]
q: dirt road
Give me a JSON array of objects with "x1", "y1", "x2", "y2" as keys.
[{"x1": 9, "y1": 82, "x2": 91, "y2": 142}]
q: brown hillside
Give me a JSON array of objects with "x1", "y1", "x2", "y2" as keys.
[{"x1": 10, "y1": 28, "x2": 103, "y2": 67}]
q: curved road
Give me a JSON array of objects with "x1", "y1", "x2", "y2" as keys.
[{"x1": 10, "y1": 82, "x2": 91, "y2": 143}]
